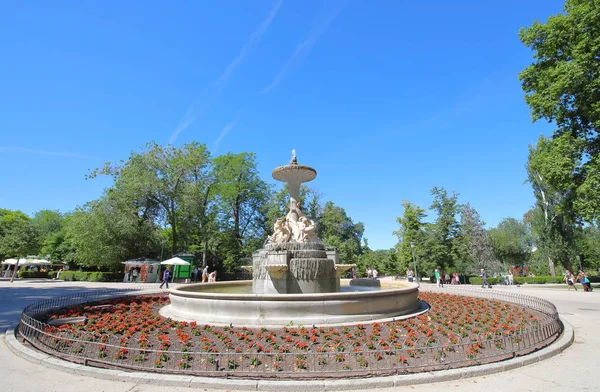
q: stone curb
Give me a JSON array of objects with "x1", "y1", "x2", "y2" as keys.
[{"x1": 4, "y1": 318, "x2": 574, "y2": 391}]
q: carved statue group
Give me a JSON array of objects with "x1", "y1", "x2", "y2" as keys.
[{"x1": 268, "y1": 200, "x2": 318, "y2": 244}]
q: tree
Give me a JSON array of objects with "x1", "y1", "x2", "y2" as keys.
[
  {"x1": 393, "y1": 200, "x2": 427, "y2": 277},
  {"x1": 32, "y1": 210, "x2": 65, "y2": 260},
  {"x1": 65, "y1": 191, "x2": 162, "y2": 271},
  {"x1": 520, "y1": 0, "x2": 600, "y2": 222},
  {"x1": 575, "y1": 224, "x2": 600, "y2": 271},
  {"x1": 32, "y1": 210, "x2": 63, "y2": 239},
  {"x1": 526, "y1": 135, "x2": 580, "y2": 275},
  {"x1": 212, "y1": 152, "x2": 271, "y2": 272},
  {"x1": 461, "y1": 203, "x2": 502, "y2": 275},
  {"x1": 357, "y1": 248, "x2": 398, "y2": 277},
  {"x1": 488, "y1": 217, "x2": 532, "y2": 270},
  {"x1": 0, "y1": 209, "x2": 39, "y2": 282},
  {"x1": 423, "y1": 187, "x2": 463, "y2": 274},
  {"x1": 318, "y1": 201, "x2": 364, "y2": 265},
  {"x1": 90, "y1": 142, "x2": 212, "y2": 255}
]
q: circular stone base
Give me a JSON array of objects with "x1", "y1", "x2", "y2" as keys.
[{"x1": 162, "y1": 280, "x2": 420, "y2": 326}]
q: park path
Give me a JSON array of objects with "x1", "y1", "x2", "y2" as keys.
[{"x1": 0, "y1": 280, "x2": 597, "y2": 392}]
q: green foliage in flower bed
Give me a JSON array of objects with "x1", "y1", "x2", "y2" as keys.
[
  {"x1": 17, "y1": 271, "x2": 49, "y2": 279},
  {"x1": 60, "y1": 271, "x2": 122, "y2": 282}
]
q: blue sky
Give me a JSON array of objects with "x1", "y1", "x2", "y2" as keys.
[{"x1": 0, "y1": 0, "x2": 564, "y2": 250}]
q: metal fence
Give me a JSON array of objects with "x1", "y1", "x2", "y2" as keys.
[{"x1": 17, "y1": 286, "x2": 562, "y2": 378}]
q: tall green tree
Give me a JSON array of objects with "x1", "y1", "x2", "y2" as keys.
[
  {"x1": 488, "y1": 217, "x2": 532, "y2": 270},
  {"x1": 319, "y1": 201, "x2": 364, "y2": 265},
  {"x1": 212, "y1": 152, "x2": 271, "y2": 272},
  {"x1": 526, "y1": 135, "x2": 580, "y2": 275},
  {"x1": 520, "y1": 0, "x2": 600, "y2": 222},
  {"x1": 575, "y1": 224, "x2": 600, "y2": 271},
  {"x1": 65, "y1": 193, "x2": 161, "y2": 271},
  {"x1": 0, "y1": 209, "x2": 39, "y2": 281},
  {"x1": 423, "y1": 187, "x2": 463, "y2": 274},
  {"x1": 460, "y1": 203, "x2": 502, "y2": 274},
  {"x1": 32, "y1": 210, "x2": 65, "y2": 260},
  {"x1": 393, "y1": 200, "x2": 427, "y2": 277},
  {"x1": 90, "y1": 142, "x2": 212, "y2": 255},
  {"x1": 0, "y1": 209, "x2": 39, "y2": 260}
]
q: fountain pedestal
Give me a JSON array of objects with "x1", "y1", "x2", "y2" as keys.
[{"x1": 253, "y1": 243, "x2": 338, "y2": 294}]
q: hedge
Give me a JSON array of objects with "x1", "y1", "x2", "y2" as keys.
[
  {"x1": 17, "y1": 271, "x2": 49, "y2": 279},
  {"x1": 59, "y1": 271, "x2": 123, "y2": 282}
]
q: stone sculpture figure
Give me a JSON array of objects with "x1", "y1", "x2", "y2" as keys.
[
  {"x1": 285, "y1": 200, "x2": 302, "y2": 241},
  {"x1": 298, "y1": 216, "x2": 318, "y2": 242},
  {"x1": 268, "y1": 218, "x2": 291, "y2": 243}
]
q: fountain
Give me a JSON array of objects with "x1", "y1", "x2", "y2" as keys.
[
  {"x1": 163, "y1": 151, "x2": 421, "y2": 325},
  {"x1": 254, "y1": 150, "x2": 352, "y2": 294}
]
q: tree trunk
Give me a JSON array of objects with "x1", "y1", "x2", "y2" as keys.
[
  {"x1": 202, "y1": 238, "x2": 208, "y2": 268},
  {"x1": 9, "y1": 260, "x2": 20, "y2": 283},
  {"x1": 548, "y1": 256, "x2": 556, "y2": 277}
]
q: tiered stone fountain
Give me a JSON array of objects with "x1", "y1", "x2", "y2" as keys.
[
  {"x1": 253, "y1": 151, "x2": 354, "y2": 294},
  {"x1": 163, "y1": 152, "x2": 420, "y2": 326}
]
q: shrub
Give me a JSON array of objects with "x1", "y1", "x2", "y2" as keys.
[
  {"x1": 59, "y1": 271, "x2": 123, "y2": 282},
  {"x1": 17, "y1": 271, "x2": 49, "y2": 279}
]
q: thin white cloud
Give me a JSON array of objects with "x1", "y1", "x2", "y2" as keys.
[
  {"x1": 0, "y1": 146, "x2": 91, "y2": 159},
  {"x1": 216, "y1": 0, "x2": 284, "y2": 87},
  {"x1": 169, "y1": 0, "x2": 284, "y2": 145},
  {"x1": 213, "y1": 106, "x2": 247, "y2": 153},
  {"x1": 262, "y1": 0, "x2": 347, "y2": 94},
  {"x1": 213, "y1": 119, "x2": 239, "y2": 154}
]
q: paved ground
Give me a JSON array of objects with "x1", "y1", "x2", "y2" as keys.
[{"x1": 0, "y1": 280, "x2": 597, "y2": 392}]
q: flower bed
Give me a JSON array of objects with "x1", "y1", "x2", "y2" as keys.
[{"x1": 20, "y1": 291, "x2": 560, "y2": 377}]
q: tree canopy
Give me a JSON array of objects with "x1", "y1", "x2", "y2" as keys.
[{"x1": 520, "y1": 0, "x2": 600, "y2": 223}]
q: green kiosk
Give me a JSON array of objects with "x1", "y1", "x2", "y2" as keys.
[{"x1": 172, "y1": 252, "x2": 194, "y2": 281}]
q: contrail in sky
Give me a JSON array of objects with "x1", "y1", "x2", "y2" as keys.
[
  {"x1": 261, "y1": 0, "x2": 347, "y2": 94},
  {"x1": 0, "y1": 146, "x2": 91, "y2": 159},
  {"x1": 213, "y1": 106, "x2": 247, "y2": 153},
  {"x1": 169, "y1": 0, "x2": 284, "y2": 145},
  {"x1": 213, "y1": 120, "x2": 239, "y2": 154}
]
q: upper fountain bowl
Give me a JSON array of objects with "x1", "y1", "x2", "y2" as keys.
[{"x1": 272, "y1": 163, "x2": 317, "y2": 184}]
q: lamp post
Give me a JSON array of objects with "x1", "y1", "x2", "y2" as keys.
[{"x1": 410, "y1": 241, "x2": 418, "y2": 283}]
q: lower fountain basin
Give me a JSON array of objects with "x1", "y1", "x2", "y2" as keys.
[{"x1": 162, "y1": 279, "x2": 420, "y2": 326}]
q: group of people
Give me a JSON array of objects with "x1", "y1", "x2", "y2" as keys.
[
  {"x1": 366, "y1": 267, "x2": 379, "y2": 279},
  {"x1": 159, "y1": 265, "x2": 218, "y2": 289},
  {"x1": 433, "y1": 269, "x2": 463, "y2": 287},
  {"x1": 192, "y1": 265, "x2": 217, "y2": 283},
  {"x1": 124, "y1": 267, "x2": 140, "y2": 283},
  {"x1": 565, "y1": 269, "x2": 592, "y2": 291}
]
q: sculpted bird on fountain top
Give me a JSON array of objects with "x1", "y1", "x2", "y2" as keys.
[{"x1": 268, "y1": 150, "x2": 319, "y2": 244}]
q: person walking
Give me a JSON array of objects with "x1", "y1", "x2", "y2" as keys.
[
  {"x1": 578, "y1": 270, "x2": 592, "y2": 291},
  {"x1": 192, "y1": 266, "x2": 199, "y2": 283},
  {"x1": 480, "y1": 268, "x2": 491, "y2": 288},
  {"x1": 435, "y1": 268, "x2": 443, "y2": 288},
  {"x1": 452, "y1": 272, "x2": 460, "y2": 285},
  {"x1": 159, "y1": 267, "x2": 170, "y2": 289},
  {"x1": 566, "y1": 270, "x2": 577, "y2": 291},
  {"x1": 202, "y1": 265, "x2": 208, "y2": 283}
]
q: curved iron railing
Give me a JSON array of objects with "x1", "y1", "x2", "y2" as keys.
[{"x1": 17, "y1": 285, "x2": 562, "y2": 378}]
